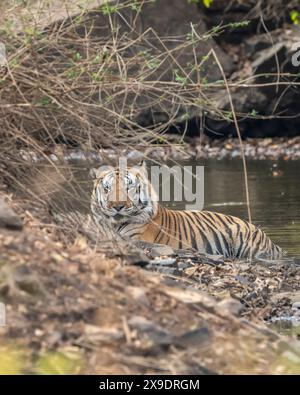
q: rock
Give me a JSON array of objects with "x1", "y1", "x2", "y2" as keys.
[
  {"x1": 147, "y1": 244, "x2": 174, "y2": 259},
  {"x1": 127, "y1": 286, "x2": 150, "y2": 307},
  {"x1": 252, "y1": 42, "x2": 286, "y2": 71},
  {"x1": 173, "y1": 327, "x2": 212, "y2": 348},
  {"x1": 127, "y1": 316, "x2": 213, "y2": 350},
  {"x1": 128, "y1": 316, "x2": 165, "y2": 333},
  {"x1": 46, "y1": 0, "x2": 234, "y2": 135},
  {"x1": 292, "y1": 302, "x2": 300, "y2": 310},
  {"x1": 0, "y1": 198, "x2": 23, "y2": 231},
  {"x1": 80, "y1": 0, "x2": 234, "y2": 81},
  {"x1": 198, "y1": 0, "x2": 293, "y2": 43},
  {"x1": 163, "y1": 287, "x2": 215, "y2": 307},
  {"x1": 124, "y1": 250, "x2": 150, "y2": 267},
  {"x1": 128, "y1": 315, "x2": 172, "y2": 346},
  {"x1": 217, "y1": 298, "x2": 244, "y2": 316},
  {"x1": 244, "y1": 35, "x2": 276, "y2": 59},
  {"x1": 82, "y1": 325, "x2": 123, "y2": 344},
  {"x1": 148, "y1": 258, "x2": 177, "y2": 266},
  {"x1": 271, "y1": 291, "x2": 300, "y2": 304}
]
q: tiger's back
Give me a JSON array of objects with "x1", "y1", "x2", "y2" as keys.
[{"x1": 138, "y1": 206, "x2": 282, "y2": 259}]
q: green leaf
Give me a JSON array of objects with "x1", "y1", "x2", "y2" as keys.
[{"x1": 203, "y1": 0, "x2": 213, "y2": 8}]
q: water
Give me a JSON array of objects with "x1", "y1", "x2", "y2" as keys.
[
  {"x1": 165, "y1": 158, "x2": 300, "y2": 257},
  {"x1": 46, "y1": 157, "x2": 300, "y2": 257}
]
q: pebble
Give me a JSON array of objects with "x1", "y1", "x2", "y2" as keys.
[{"x1": 0, "y1": 198, "x2": 23, "y2": 230}]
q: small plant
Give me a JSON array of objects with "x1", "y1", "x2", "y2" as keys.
[
  {"x1": 228, "y1": 21, "x2": 250, "y2": 29},
  {"x1": 9, "y1": 58, "x2": 19, "y2": 69},
  {"x1": 93, "y1": 54, "x2": 101, "y2": 64},
  {"x1": 188, "y1": 0, "x2": 213, "y2": 7},
  {"x1": 173, "y1": 69, "x2": 188, "y2": 86},
  {"x1": 202, "y1": 0, "x2": 213, "y2": 7},
  {"x1": 129, "y1": 0, "x2": 141, "y2": 11},
  {"x1": 91, "y1": 73, "x2": 102, "y2": 83},
  {"x1": 186, "y1": 24, "x2": 198, "y2": 44},
  {"x1": 38, "y1": 96, "x2": 52, "y2": 106},
  {"x1": 66, "y1": 69, "x2": 79, "y2": 80},
  {"x1": 224, "y1": 111, "x2": 233, "y2": 121},
  {"x1": 290, "y1": 10, "x2": 300, "y2": 25},
  {"x1": 73, "y1": 52, "x2": 82, "y2": 62},
  {"x1": 156, "y1": 136, "x2": 167, "y2": 144},
  {"x1": 101, "y1": 2, "x2": 119, "y2": 15},
  {"x1": 138, "y1": 50, "x2": 160, "y2": 70}
]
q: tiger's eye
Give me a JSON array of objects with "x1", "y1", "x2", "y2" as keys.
[
  {"x1": 102, "y1": 183, "x2": 109, "y2": 192},
  {"x1": 126, "y1": 178, "x2": 133, "y2": 188}
]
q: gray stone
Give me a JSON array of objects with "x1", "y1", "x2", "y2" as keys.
[
  {"x1": 218, "y1": 298, "x2": 244, "y2": 316},
  {"x1": 292, "y1": 302, "x2": 300, "y2": 310},
  {"x1": 148, "y1": 245, "x2": 175, "y2": 258},
  {"x1": 0, "y1": 198, "x2": 23, "y2": 231}
]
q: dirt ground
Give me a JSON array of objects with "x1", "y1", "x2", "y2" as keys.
[{"x1": 0, "y1": 198, "x2": 300, "y2": 375}]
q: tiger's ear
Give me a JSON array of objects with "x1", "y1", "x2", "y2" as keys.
[
  {"x1": 138, "y1": 159, "x2": 147, "y2": 171},
  {"x1": 89, "y1": 165, "x2": 114, "y2": 180},
  {"x1": 89, "y1": 168, "x2": 101, "y2": 180},
  {"x1": 133, "y1": 159, "x2": 147, "y2": 176}
]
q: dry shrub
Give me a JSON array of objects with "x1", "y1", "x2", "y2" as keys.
[
  {"x1": 0, "y1": 0, "x2": 234, "y2": 208},
  {"x1": 0, "y1": 1, "x2": 240, "y2": 157},
  {"x1": 0, "y1": 0, "x2": 297, "y2": 223}
]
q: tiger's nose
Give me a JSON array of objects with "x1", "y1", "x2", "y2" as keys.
[{"x1": 113, "y1": 204, "x2": 125, "y2": 212}]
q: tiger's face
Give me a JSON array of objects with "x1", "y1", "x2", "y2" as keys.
[{"x1": 90, "y1": 162, "x2": 157, "y2": 225}]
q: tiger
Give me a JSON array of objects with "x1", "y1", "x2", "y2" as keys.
[{"x1": 90, "y1": 161, "x2": 283, "y2": 260}]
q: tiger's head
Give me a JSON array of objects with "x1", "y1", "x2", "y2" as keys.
[{"x1": 90, "y1": 161, "x2": 158, "y2": 225}]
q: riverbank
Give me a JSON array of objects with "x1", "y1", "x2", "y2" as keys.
[
  {"x1": 15, "y1": 136, "x2": 300, "y2": 167},
  {"x1": 1, "y1": 198, "x2": 300, "y2": 374},
  {"x1": 190, "y1": 136, "x2": 300, "y2": 161}
]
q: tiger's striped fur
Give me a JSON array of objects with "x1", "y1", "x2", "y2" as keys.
[{"x1": 90, "y1": 163, "x2": 282, "y2": 260}]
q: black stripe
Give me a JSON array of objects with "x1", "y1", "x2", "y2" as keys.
[
  {"x1": 200, "y1": 212, "x2": 232, "y2": 256},
  {"x1": 215, "y1": 213, "x2": 235, "y2": 243},
  {"x1": 193, "y1": 213, "x2": 223, "y2": 255},
  {"x1": 249, "y1": 229, "x2": 262, "y2": 258},
  {"x1": 155, "y1": 207, "x2": 166, "y2": 244},
  {"x1": 184, "y1": 213, "x2": 199, "y2": 250},
  {"x1": 164, "y1": 209, "x2": 171, "y2": 245},
  {"x1": 239, "y1": 222, "x2": 252, "y2": 258},
  {"x1": 154, "y1": 209, "x2": 164, "y2": 243},
  {"x1": 185, "y1": 212, "x2": 213, "y2": 253},
  {"x1": 235, "y1": 230, "x2": 244, "y2": 258},
  {"x1": 175, "y1": 211, "x2": 183, "y2": 249},
  {"x1": 180, "y1": 213, "x2": 189, "y2": 241}
]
